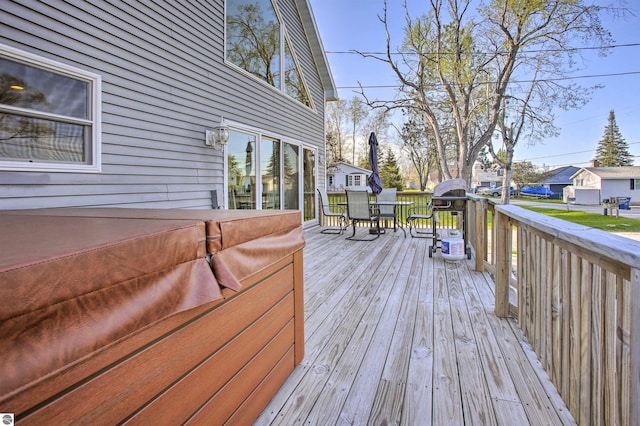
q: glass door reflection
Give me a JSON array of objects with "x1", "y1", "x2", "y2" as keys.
[
  {"x1": 227, "y1": 130, "x2": 256, "y2": 209},
  {"x1": 261, "y1": 137, "x2": 280, "y2": 209}
]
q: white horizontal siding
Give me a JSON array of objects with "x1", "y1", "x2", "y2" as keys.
[{"x1": 0, "y1": 0, "x2": 327, "y2": 209}]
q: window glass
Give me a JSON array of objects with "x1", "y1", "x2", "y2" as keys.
[
  {"x1": 284, "y1": 40, "x2": 310, "y2": 107},
  {"x1": 0, "y1": 57, "x2": 89, "y2": 118},
  {"x1": 227, "y1": 129, "x2": 257, "y2": 209},
  {"x1": 283, "y1": 142, "x2": 299, "y2": 210},
  {"x1": 0, "y1": 115, "x2": 87, "y2": 163},
  {"x1": 226, "y1": 0, "x2": 281, "y2": 89},
  {"x1": 303, "y1": 147, "x2": 315, "y2": 221},
  {"x1": 0, "y1": 49, "x2": 98, "y2": 170},
  {"x1": 261, "y1": 137, "x2": 280, "y2": 209}
]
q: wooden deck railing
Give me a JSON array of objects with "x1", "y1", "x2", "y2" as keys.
[
  {"x1": 322, "y1": 191, "x2": 460, "y2": 231},
  {"x1": 466, "y1": 195, "x2": 640, "y2": 426}
]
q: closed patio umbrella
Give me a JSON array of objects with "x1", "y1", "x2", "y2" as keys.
[{"x1": 367, "y1": 132, "x2": 382, "y2": 195}]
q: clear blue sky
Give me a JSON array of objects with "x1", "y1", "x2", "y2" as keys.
[{"x1": 308, "y1": 0, "x2": 640, "y2": 168}]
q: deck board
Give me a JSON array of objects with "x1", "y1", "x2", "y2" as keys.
[{"x1": 256, "y1": 226, "x2": 575, "y2": 425}]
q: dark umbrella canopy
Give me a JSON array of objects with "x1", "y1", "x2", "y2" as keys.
[{"x1": 367, "y1": 132, "x2": 383, "y2": 195}]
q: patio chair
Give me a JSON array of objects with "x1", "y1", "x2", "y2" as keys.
[
  {"x1": 317, "y1": 188, "x2": 347, "y2": 234},
  {"x1": 345, "y1": 189, "x2": 381, "y2": 241},
  {"x1": 377, "y1": 188, "x2": 397, "y2": 232},
  {"x1": 407, "y1": 200, "x2": 438, "y2": 238}
]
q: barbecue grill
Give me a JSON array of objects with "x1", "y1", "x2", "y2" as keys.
[{"x1": 428, "y1": 178, "x2": 471, "y2": 259}]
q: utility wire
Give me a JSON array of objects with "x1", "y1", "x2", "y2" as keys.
[
  {"x1": 336, "y1": 70, "x2": 640, "y2": 89},
  {"x1": 326, "y1": 42, "x2": 640, "y2": 56}
]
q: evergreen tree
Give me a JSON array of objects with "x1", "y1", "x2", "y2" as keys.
[
  {"x1": 380, "y1": 148, "x2": 404, "y2": 190},
  {"x1": 595, "y1": 110, "x2": 633, "y2": 166}
]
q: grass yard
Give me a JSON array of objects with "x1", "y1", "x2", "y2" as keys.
[{"x1": 520, "y1": 206, "x2": 640, "y2": 232}]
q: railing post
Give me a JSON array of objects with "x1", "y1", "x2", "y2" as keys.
[
  {"x1": 631, "y1": 267, "x2": 640, "y2": 424},
  {"x1": 474, "y1": 198, "x2": 486, "y2": 272},
  {"x1": 494, "y1": 208, "x2": 511, "y2": 317}
]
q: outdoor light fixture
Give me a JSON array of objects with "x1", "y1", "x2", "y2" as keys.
[{"x1": 205, "y1": 116, "x2": 230, "y2": 150}]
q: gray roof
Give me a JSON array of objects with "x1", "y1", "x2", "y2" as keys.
[
  {"x1": 572, "y1": 166, "x2": 640, "y2": 180},
  {"x1": 543, "y1": 166, "x2": 580, "y2": 185}
]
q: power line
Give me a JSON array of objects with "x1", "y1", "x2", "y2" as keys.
[
  {"x1": 326, "y1": 42, "x2": 640, "y2": 56},
  {"x1": 336, "y1": 70, "x2": 640, "y2": 90},
  {"x1": 517, "y1": 141, "x2": 640, "y2": 165}
]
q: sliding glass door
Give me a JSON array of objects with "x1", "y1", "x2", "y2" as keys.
[
  {"x1": 261, "y1": 137, "x2": 280, "y2": 210},
  {"x1": 226, "y1": 128, "x2": 316, "y2": 217},
  {"x1": 227, "y1": 129, "x2": 256, "y2": 209}
]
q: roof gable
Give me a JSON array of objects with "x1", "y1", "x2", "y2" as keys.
[
  {"x1": 295, "y1": 0, "x2": 337, "y2": 100},
  {"x1": 331, "y1": 161, "x2": 372, "y2": 175}
]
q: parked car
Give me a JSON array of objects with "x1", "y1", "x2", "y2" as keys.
[
  {"x1": 520, "y1": 186, "x2": 555, "y2": 198},
  {"x1": 478, "y1": 186, "x2": 518, "y2": 197},
  {"x1": 476, "y1": 186, "x2": 495, "y2": 195}
]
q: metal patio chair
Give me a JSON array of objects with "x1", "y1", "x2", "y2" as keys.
[
  {"x1": 345, "y1": 189, "x2": 381, "y2": 241},
  {"x1": 377, "y1": 188, "x2": 397, "y2": 232},
  {"x1": 407, "y1": 200, "x2": 438, "y2": 238},
  {"x1": 317, "y1": 188, "x2": 347, "y2": 234}
]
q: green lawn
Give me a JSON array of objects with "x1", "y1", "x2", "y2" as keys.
[{"x1": 520, "y1": 206, "x2": 640, "y2": 232}]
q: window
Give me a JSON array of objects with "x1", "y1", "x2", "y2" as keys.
[
  {"x1": 632, "y1": 178, "x2": 639, "y2": 190},
  {"x1": 226, "y1": 0, "x2": 311, "y2": 107},
  {"x1": 0, "y1": 44, "x2": 101, "y2": 172},
  {"x1": 347, "y1": 175, "x2": 363, "y2": 187}
]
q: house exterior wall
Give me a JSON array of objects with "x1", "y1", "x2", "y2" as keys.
[
  {"x1": 0, "y1": 0, "x2": 329, "y2": 211},
  {"x1": 573, "y1": 170, "x2": 601, "y2": 189},
  {"x1": 601, "y1": 180, "x2": 636, "y2": 201}
]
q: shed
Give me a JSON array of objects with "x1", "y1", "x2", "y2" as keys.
[{"x1": 563, "y1": 186, "x2": 601, "y2": 205}]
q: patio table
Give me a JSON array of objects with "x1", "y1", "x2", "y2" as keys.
[{"x1": 340, "y1": 200, "x2": 413, "y2": 237}]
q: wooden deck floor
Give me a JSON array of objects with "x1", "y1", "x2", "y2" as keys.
[{"x1": 255, "y1": 226, "x2": 576, "y2": 425}]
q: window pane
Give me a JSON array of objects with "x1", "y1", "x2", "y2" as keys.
[
  {"x1": 226, "y1": 0, "x2": 281, "y2": 89},
  {"x1": 0, "y1": 57, "x2": 89, "y2": 119},
  {"x1": 0, "y1": 113, "x2": 87, "y2": 163},
  {"x1": 303, "y1": 148, "x2": 315, "y2": 221},
  {"x1": 261, "y1": 137, "x2": 280, "y2": 209},
  {"x1": 283, "y1": 142, "x2": 299, "y2": 210},
  {"x1": 227, "y1": 129, "x2": 257, "y2": 209},
  {"x1": 284, "y1": 41, "x2": 310, "y2": 106}
]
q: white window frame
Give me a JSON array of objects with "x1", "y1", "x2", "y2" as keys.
[{"x1": 0, "y1": 44, "x2": 102, "y2": 173}]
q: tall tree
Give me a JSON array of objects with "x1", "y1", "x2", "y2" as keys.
[
  {"x1": 511, "y1": 161, "x2": 552, "y2": 190},
  {"x1": 380, "y1": 147, "x2": 404, "y2": 190},
  {"x1": 361, "y1": 0, "x2": 613, "y2": 191},
  {"x1": 347, "y1": 97, "x2": 368, "y2": 164},
  {"x1": 325, "y1": 99, "x2": 347, "y2": 166},
  {"x1": 399, "y1": 111, "x2": 437, "y2": 191},
  {"x1": 595, "y1": 110, "x2": 633, "y2": 166}
]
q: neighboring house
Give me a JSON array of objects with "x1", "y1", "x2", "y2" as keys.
[
  {"x1": 0, "y1": 0, "x2": 336, "y2": 226},
  {"x1": 542, "y1": 165, "x2": 580, "y2": 196},
  {"x1": 570, "y1": 166, "x2": 640, "y2": 205},
  {"x1": 471, "y1": 162, "x2": 503, "y2": 190},
  {"x1": 326, "y1": 162, "x2": 372, "y2": 192}
]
